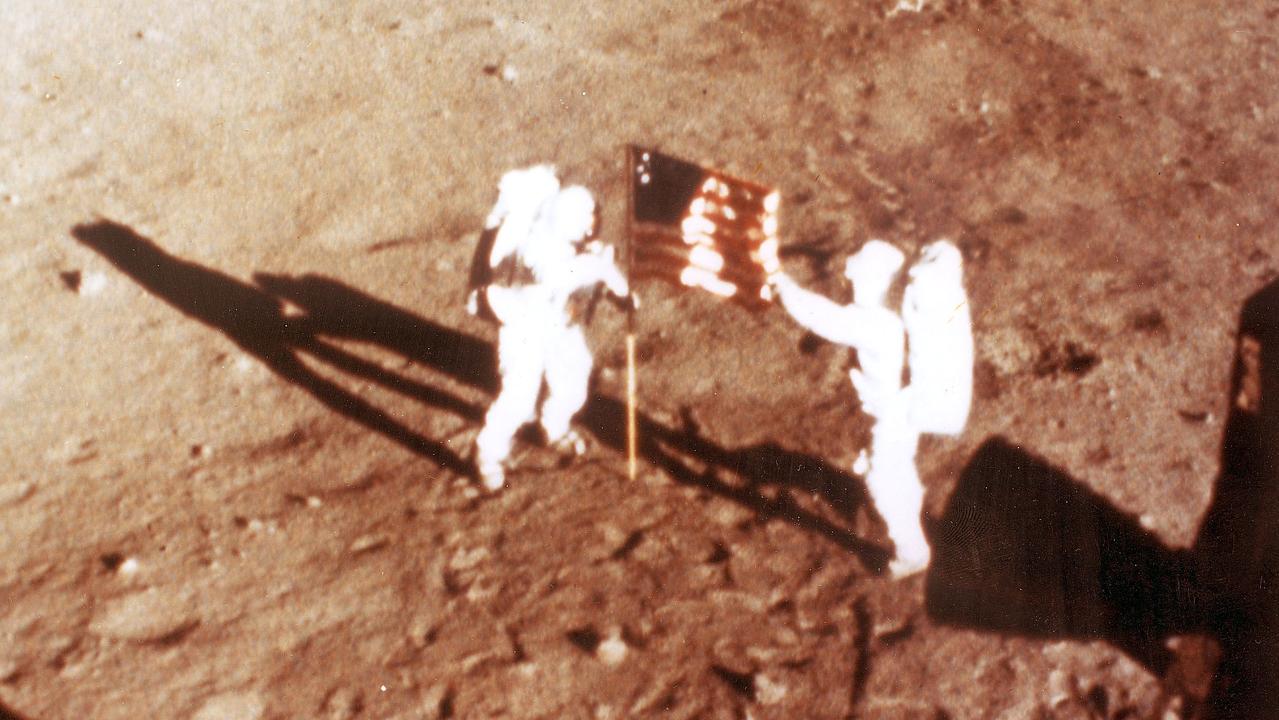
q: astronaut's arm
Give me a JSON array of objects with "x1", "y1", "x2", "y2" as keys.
[
  {"x1": 570, "y1": 246, "x2": 629, "y2": 298},
  {"x1": 771, "y1": 273, "x2": 864, "y2": 347}
]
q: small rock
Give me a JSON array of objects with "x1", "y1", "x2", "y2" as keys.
[
  {"x1": 596, "y1": 632, "x2": 628, "y2": 666},
  {"x1": 0, "y1": 481, "x2": 35, "y2": 507},
  {"x1": 706, "y1": 498, "x2": 753, "y2": 527},
  {"x1": 320, "y1": 686, "x2": 364, "y2": 720},
  {"x1": 408, "y1": 613, "x2": 440, "y2": 648},
  {"x1": 448, "y1": 546, "x2": 489, "y2": 571},
  {"x1": 191, "y1": 691, "x2": 265, "y2": 720},
  {"x1": 89, "y1": 588, "x2": 198, "y2": 643},
  {"x1": 0, "y1": 659, "x2": 21, "y2": 682},
  {"x1": 79, "y1": 271, "x2": 108, "y2": 296},
  {"x1": 349, "y1": 534, "x2": 390, "y2": 554},
  {"x1": 755, "y1": 673, "x2": 787, "y2": 705},
  {"x1": 420, "y1": 683, "x2": 453, "y2": 720},
  {"x1": 1048, "y1": 668, "x2": 1075, "y2": 708}
]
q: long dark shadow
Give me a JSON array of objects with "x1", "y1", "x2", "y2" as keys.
[
  {"x1": 927, "y1": 277, "x2": 1279, "y2": 717},
  {"x1": 1195, "y1": 278, "x2": 1279, "y2": 718},
  {"x1": 70, "y1": 220, "x2": 473, "y2": 476},
  {"x1": 925, "y1": 437, "x2": 1205, "y2": 673},
  {"x1": 72, "y1": 219, "x2": 884, "y2": 567},
  {"x1": 261, "y1": 272, "x2": 886, "y2": 565},
  {"x1": 253, "y1": 272, "x2": 497, "y2": 394},
  {"x1": 577, "y1": 396, "x2": 888, "y2": 570}
]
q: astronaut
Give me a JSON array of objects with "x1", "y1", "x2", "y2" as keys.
[
  {"x1": 468, "y1": 166, "x2": 630, "y2": 492},
  {"x1": 764, "y1": 239, "x2": 972, "y2": 578}
]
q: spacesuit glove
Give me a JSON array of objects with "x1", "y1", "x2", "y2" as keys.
[{"x1": 758, "y1": 238, "x2": 782, "y2": 277}]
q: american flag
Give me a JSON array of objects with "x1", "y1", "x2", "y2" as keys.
[{"x1": 627, "y1": 146, "x2": 780, "y2": 311}]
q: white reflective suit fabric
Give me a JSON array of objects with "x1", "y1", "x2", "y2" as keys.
[
  {"x1": 770, "y1": 241, "x2": 932, "y2": 577},
  {"x1": 474, "y1": 184, "x2": 628, "y2": 491},
  {"x1": 902, "y1": 240, "x2": 973, "y2": 437},
  {"x1": 475, "y1": 288, "x2": 594, "y2": 482},
  {"x1": 484, "y1": 165, "x2": 561, "y2": 264}
]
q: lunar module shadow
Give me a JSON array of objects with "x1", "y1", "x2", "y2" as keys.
[{"x1": 926, "y1": 278, "x2": 1279, "y2": 717}]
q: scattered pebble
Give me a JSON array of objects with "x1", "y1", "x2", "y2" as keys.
[
  {"x1": 408, "y1": 613, "x2": 440, "y2": 649},
  {"x1": 448, "y1": 546, "x2": 489, "y2": 571},
  {"x1": 191, "y1": 691, "x2": 265, "y2": 720},
  {"x1": 754, "y1": 673, "x2": 787, "y2": 705},
  {"x1": 79, "y1": 271, "x2": 108, "y2": 296},
  {"x1": 482, "y1": 63, "x2": 519, "y2": 83},
  {"x1": 320, "y1": 686, "x2": 364, "y2": 720},
  {"x1": 0, "y1": 480, "x2": 35, "y2": 507},
  {"x1": 89, "y1": 587, "x2": 198, "y2": 643},
  {"x1": 596, "y1": 632, "x2": 628, "y2": 666},
  {"x1": 1047, "y1": 668, "x2": 1075, "y2": 707},
  {"x1": 349, "y1": 534, "x2": 390, "y2": 554}
]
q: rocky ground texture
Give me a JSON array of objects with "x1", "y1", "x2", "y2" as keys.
[{"x1": 3, "y1": 0, "x2": 1278, "y2": 718}]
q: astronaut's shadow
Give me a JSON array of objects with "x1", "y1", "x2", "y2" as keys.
[
  {"x1": 70, "y1": 219, "x2": 479, "y2": 476},
  {"x1": 70, "y1": 219, "x2": 885, "y2": 567}
]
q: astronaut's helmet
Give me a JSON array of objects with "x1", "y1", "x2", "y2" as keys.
[
  {"x1": 844, "y1": 239, "x2": 905, "y2": 305},
  {"x1": 549, "y1": 185, "x2": 598, "y2": 247}
]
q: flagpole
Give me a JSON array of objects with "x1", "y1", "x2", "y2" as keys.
[{"x1": 625, "y1": 145, "x2": 638, "y2": 482}]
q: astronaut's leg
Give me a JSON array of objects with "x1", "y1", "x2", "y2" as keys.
[
  {"x1": 475, "y1": 322, "x2": 545, "y2": 490},
  {"x1": 862, "y1": 416, "x2": 931, "y2": 578},
  {"x1": 540, "y1": 323, "x2": 592, "y2": 455}
]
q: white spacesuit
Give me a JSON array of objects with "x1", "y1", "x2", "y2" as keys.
[
  {"x1": 766, "y1": 239, "x2": 972, "y2": 578},
  {"x1": 470, "y1": 167, "x2": 629, "y2": 491}
]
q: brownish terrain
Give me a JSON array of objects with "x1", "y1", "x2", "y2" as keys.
[{"x1": 3, "y1": 1, "x2": 1278, "y2": 718}]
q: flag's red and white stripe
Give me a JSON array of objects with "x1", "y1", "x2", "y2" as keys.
[{"x1": 627, "y1": 147, "x2": 780, "y2": 310}]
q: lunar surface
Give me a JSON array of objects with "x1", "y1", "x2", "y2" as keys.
[{"x1": 3, "y1": 1, "x2": 1277, "y2": 718}]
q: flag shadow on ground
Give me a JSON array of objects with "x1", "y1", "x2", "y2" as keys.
[
  {"x1": 71, "y1": 219, "x2": 885, "y2": 569},
  {"x1": 576, "y1": 399, "x2": 889, "y2": 572}
]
